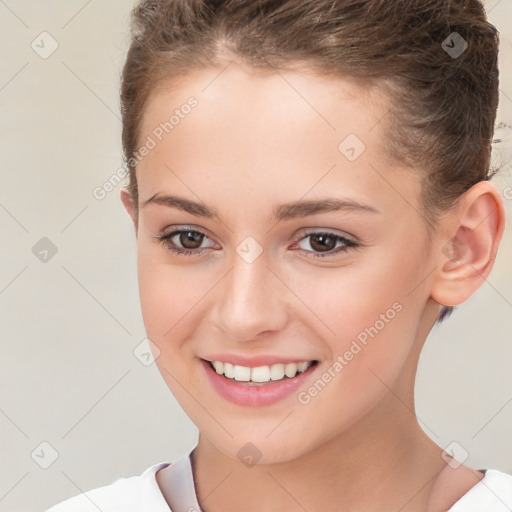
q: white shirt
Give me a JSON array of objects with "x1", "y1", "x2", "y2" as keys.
[{"x1": 45, "y1": 450, "x2": 512, "y2": 512}]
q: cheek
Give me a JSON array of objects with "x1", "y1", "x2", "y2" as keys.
[
  {"x1": 293, "y1": 299, "x2": 416, "y2": 441},
  {"x1": 312, "y1": 242, "x2": 427, "y2": 382},
  {"x1": 136, "y1": 247, "x2": 202, "y2": 347},
  {"x1": 137, "y1": 255, "x2": 205, "y2": 402}
]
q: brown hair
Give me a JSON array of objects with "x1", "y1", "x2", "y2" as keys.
[{"x1": 120, "y1": 0, "x2": 502, "y2": 324}]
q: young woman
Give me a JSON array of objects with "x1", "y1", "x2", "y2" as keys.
[{"x1": 46, "y1": 0, "x2": 511, "y2": 510}]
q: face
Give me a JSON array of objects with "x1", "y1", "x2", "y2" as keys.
[{"x1": 125, "y1": 63, "x2": 440, "y2": 464}]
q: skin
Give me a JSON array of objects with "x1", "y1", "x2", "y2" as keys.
[{"x1": 120, "y1": 62, "x2": 505, "y2": 511}]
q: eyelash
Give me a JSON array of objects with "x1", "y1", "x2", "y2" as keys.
[{"x1": 153, "y1": 227, "x2": 359, "y2": 259}]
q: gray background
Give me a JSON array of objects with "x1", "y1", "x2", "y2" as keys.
[{"x1": 0, "y1": 1, "x2": 511, "y2": 511}]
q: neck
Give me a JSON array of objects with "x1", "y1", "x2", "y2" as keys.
[{"x1": 191, "y1": 391, "x2": 447, "y2": 512}]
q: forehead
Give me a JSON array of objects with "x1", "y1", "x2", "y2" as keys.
[
  {"x1": 141, "y1": 63, "x2": 389, "y2": 144},
  {"x1": 137, "y1": 64, "x2": 420, "y2": 218}
]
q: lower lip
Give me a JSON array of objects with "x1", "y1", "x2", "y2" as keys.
[{"x1": 200, "y1": 359, "x2": 318, "y2": 407}]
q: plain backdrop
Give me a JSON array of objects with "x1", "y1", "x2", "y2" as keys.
[{"x1": 0, "y1": 1, "x2": 511, "y2": 511}]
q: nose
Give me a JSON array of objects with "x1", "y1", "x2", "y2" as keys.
[{"x1": 211, "y1": 251, "x2": 290, "y2": 342}]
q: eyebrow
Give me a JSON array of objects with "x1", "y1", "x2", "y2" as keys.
[{"x1": 141, "y1": 193, "x2": 380, "y2": 221}]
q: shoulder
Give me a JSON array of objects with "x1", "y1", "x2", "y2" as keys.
[
  {"x1": 448, "y1": 469, "x2": 512, "y2": 511},
  {"x1": 44, "y1": 462, "x2": 171, "y2": 512}
]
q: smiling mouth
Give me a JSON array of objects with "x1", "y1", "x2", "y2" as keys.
[{"x1": 203, "y1": 359, "x2": 319, "y2": 386}]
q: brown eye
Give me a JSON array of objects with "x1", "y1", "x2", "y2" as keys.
[
  {"x1": 294, "y1": 231, "x2": 358, "y2": 259},
  {"x1": 308, "y1": 233, "x2": 337, "y2": 253},
  {"x1": 155, "y1": 228, "x2": 216, "y2": 257},
  {"x1": 178, "y1": 230, "x2": 204, "y2": 249}
]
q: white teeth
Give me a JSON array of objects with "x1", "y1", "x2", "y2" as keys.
[
  {"x1": 251, "y1": 365, "x2": 271, "y2": 382},
  {"x1": 209, "y1": 359, "x2": 314, "y2": 383},
  {"x1": 284, "y1": 363, "x2": 297, "y2": 378},
  {"x1": 233, "y1": 365, "x2": 251, "y2": 381},
  {"x1": 297, "y1": 361, "x2": 309, "y2": 372},
  {"x1": 270, "y1": 363, "x2": 285, "y2": 381},
  {"x1": 223, "y1": 362, "x2": 234, "y2": 379},
  {"x1": 212, "y1": 361, "x2": 224, "y2": 374}
]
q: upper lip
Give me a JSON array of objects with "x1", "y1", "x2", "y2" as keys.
[{"x1": 201, "y1": 354, "x2": 318, "y2": 367}]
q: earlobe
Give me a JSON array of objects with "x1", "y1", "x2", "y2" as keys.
[
  {"x1": 431, "y1": 181, "x2": 506, "y2": 308},
  {"x1": 120, "y1": 186, "x2": 138, "y2": 234}
]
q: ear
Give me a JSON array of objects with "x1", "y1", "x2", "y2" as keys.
[
  {"x1": 120, "y1": 186, "x2": 138, "y2": 235},
  {"x1": 430, "y1": 180, "x2": 506, "y2": 308}
]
